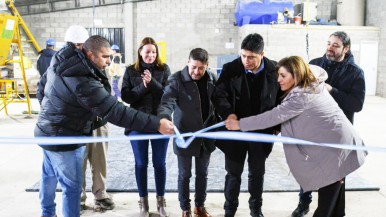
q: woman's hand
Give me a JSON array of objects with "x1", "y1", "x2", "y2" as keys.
[
  {"x1": 141, "y1": 69, "x2": 152, "y2": 88},
  {"x1": 225, "y1": 114, "x2": 240, "y2": 130}
]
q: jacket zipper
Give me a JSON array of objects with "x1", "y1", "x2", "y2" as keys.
[{"x1": 297, "y1": 145, "x2": 310, "y2": 160}]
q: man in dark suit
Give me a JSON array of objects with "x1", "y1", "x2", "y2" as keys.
[{"x1": 212, "y1": 33, "x2": 282, "y2": 217}]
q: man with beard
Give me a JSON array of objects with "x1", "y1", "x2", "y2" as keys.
[{"x1": 291, "y1": 31, "x2": 366, "y2": 217}]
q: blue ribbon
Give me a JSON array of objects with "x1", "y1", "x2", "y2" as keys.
[{"x1": 0, "y1": 122, "x2": 380, "y2": 152}]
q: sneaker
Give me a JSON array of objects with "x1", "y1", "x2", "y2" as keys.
[
  {"x1": 291, "y1": 202, "x2": 310, "y2": 217},
  {"x1": 194, "y1": 206, "x2": 212, "y2": 217},
  {"x1": 95, "y1": 198, "x2": 115, "y2": 210}
]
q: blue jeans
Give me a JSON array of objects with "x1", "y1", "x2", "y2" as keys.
[
  {"x1": 40, "y1": 146, "x2": 86, "y2": 217},
  {"x1": 177, "y1": 154, "x2": 211, "y2": 210},
  {"x1": 129, "y1": 131, "x2": 169, "y2": 197}
]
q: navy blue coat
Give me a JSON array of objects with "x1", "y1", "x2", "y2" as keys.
[
  {"x1": 309, "y1": 52, "x2": 365, "y2": 123},
  {"x1": 37, "y1": 48, "x2": 56, "y2": 76},
  {"x1": 35, "y1": 45, "x2": 160, "y2": 152}
]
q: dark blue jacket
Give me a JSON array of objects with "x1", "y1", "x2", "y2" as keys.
[
  {"x1": 309, "y1": 52, "x2": 365, "y2": 123},
  {"x1": 37, "y1": 48, "x2": 56, "y2": 76},
  {"x1": 35, "y1": 45, "x2": 160, "y2": 152}
]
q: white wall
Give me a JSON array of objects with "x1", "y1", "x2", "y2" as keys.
[
  {"x1": 366, "y1": 0, "x2": 386, "y2": 97},
  {"x1": 19, "y1": 0, "x2": 386, "y2": 96}
]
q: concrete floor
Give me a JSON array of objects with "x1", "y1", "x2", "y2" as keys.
[{"x1": 1, "y1": 96, "x2": 386, "y2": 217}]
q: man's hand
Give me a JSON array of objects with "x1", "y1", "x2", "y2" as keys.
[
  {"x1": 158, "y1": 118, "x2": 174, "y2": 135},
  {"x1": 225, "y1": 114, "x2": 240, "y2": 130}
]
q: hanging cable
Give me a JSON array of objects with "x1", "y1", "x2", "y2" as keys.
[
  {"x1": 92, "y1": 0, "x2": 96, "y2": 31},
  {"x1": 305, "y1": 0, "x2": 310, "y2": 61}
]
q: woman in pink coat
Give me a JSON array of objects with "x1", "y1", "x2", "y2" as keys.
[{"x1": 225, "y1": 56, "x2": 366, "y2": 217}]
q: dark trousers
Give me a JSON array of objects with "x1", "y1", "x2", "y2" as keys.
[
  {"x1": 129, "y1": 131, "x2": 169, "y2": 197},
  {"x1": 313, "y1": 179, "x2": 346, "y2": 217},
  {"x1": 299, "y1": 187, "x2": 313, "y2": 204},
  {"x1": 177, "y1": 154, "x2": 211, "y2": 211},
  {"x1": 223, "y1": 143, "x2": 268, "y2": 215}
]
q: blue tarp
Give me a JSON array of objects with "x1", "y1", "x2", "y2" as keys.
[{"x1": 235, "y1": 0, "x2": 294, "y2": 26}]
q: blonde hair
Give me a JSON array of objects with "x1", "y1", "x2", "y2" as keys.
[{"x1": 276, "y1": 56, "x2": 317, "y2": 89}]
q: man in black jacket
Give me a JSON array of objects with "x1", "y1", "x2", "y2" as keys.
[
  {"x1": 158, "y1": 48, "x2": 217, "y2": 217},
  {"x1": 37, "y1": 38, "x2": 56, "y2": 76},
  {"x1": 212, "y1": 33, "x2": 281, "y2": 217},
  {"x1": 292, "y1": 31, "x2": 366, "y2": 217},
  {"x1": 35, "y1": 35, "x2": 174, "y2": 217}
]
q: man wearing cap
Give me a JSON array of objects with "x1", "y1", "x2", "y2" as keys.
[{"x1": 37, "y1": 38, "x2": 56, "y2": 76}]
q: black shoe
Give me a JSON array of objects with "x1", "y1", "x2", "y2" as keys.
[
  {"x1": 95, "y1": 198, "x2": 115, "y2": 210},
  {"x1": 250, "y1": 208, "x2": 264, "y2": 217},
  {"x1": 291, "y1": 202, "x2": 310, "y2": 217}
]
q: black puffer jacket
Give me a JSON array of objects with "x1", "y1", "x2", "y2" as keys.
[
  {"x1": 121, "y1": 63, "x2": 170, "y2": 134},
  {"x1": 309, "y1": 52, "x2": 365, "y2": 123},
  {"x1": 35, "y1": 45, "x2": 160, "y2": 152},
  {"x1": 37, "y1": 46, "x2": 112, "y2": 130}
]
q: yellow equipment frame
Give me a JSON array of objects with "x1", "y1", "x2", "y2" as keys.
[
  {"x1": 0, "y1": 11, "x2": 32, "y2": 115},
  {"x1": 157, "y1": 41, "x2": 166, "y2": 63}
]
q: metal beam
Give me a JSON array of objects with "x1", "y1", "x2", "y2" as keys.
[{"x1": 14, "y1": 0, "x2": 70, "y2": 7}]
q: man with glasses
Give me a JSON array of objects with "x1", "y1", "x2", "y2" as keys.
[
  {"x1": 212, "y1": 33, "x2": 282, "y2": 217},
  {"x1": 158, "y1": 48, "x2": 218, "y2": 217}
]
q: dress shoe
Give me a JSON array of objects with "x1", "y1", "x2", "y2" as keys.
[
  {"x1": 291, "y1": 202, "x2": 310, "y2": 217},
  {"x1": 250, "y1": 207, "x2": 264, "y2": 217},
  {"x1": 194, "y1": 206, "x2": 212, "y2": 217}
]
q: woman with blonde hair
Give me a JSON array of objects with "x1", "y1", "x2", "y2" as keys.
[
  {"x1": 121, "y1": 37, "x2": 171, "y2": 217},
  {"x1": 225, "y1": 56, "x2": 366, "y2": 217}
]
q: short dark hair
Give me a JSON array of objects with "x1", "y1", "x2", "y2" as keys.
[
  {"x1": 189, "y1": 48, "x2": 209, "y2": 64},
  {"x1": 330, "y1": 31, "x2": 351, "y2": 49},
  {"x1": 83, "y1": 35, "x2": 111, "y2": 54},
  {"x1": 241, "y1": 33, "x2": 264, "y2": 54}
]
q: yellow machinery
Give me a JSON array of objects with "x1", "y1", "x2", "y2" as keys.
[
  {"x1": 157, "y1": 41, "x2": 166, "y2": 63},
  {"x1": 0, "y1": 0, "x2": 41, "y2": 115}
]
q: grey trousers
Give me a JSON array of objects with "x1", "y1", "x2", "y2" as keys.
[{"x1": 81, "y1": 124, "x2": 109, "y2": 203}]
